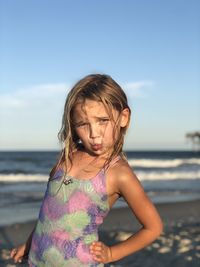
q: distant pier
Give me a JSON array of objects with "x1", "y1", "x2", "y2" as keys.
[{"x1": 186, "y1": 131, "x2": 200, "y2": 151}]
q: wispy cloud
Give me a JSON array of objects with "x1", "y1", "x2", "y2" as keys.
[
  {"x1": 0, "y1": 83, "x2": 69, "y2": 110},
  {"x1": 0, "y1": 80, "x2": 154, "y2": 149},
  {"x1": 0, "y1": 80, "x2": 154, "y2": 112},
  {"x1": 123, "y1": 81, "x2": 154, "y2": 98},
  {"x1": 0, "y1": 83, "x2": 70, "y2": 150}
]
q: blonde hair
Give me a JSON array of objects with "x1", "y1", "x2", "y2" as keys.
[{"x1": 50, "y1": 74, "x2": 131, "y2": 179}]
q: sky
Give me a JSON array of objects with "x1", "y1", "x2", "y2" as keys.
[{"x1": 0, "y1": 0, "x2": 199, "y2": 151}]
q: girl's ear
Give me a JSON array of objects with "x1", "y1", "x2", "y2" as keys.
[{"x1": 120, "y1": 108, "x2": 130, "y2": 127}]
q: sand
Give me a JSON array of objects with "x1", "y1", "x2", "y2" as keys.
[{"x1": 0, "y1": 199, "x2": 200, "y2": 267}]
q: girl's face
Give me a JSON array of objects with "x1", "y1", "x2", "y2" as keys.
[{"x1": 72, "y1": 99, "x2": 129, "y2": 157}]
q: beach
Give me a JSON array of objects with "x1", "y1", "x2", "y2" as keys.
[
  {"x1": 1, "y1": 199, "x2": 200, "y2": 267},
  {"x1": 1, "y1": 150, "x2": 199, "y2": 266}
]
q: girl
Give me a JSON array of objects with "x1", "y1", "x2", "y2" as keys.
[{"x1": 10, "y1": 74, "x2": 163, "y2": 266}]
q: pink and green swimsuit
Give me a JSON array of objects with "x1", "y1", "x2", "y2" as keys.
[{"x1": 28, "y1": 161, "x2": 114, "y2": 267}]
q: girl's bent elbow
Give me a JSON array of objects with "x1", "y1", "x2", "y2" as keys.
[{"x1": 155, "y1": 221, "x2": 163, "y2": 237}]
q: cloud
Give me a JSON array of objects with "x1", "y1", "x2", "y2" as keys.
[
  {"x1": 0, "y1": 83, "x2": 69, "y2": 111},
  {"x1": 0, "y1": 80, "x2": 154, "y2": 149},
  {"x1": 123, "y1": 81, "x2": 154, "y2": 98},
  {"x1": 0, "y1": 83, "x2": 70, "y2": 150},
  {"x1": 0, "y1": 80, "x2": 154, "y2": 112}
]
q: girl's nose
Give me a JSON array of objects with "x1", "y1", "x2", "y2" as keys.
[{"x1": 89, "y1": 124, "x2": 100, "y2": 138}]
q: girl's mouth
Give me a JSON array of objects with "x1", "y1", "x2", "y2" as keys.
[{"x1": 91, "y1": 144, "x2": 102, "y2": 151}]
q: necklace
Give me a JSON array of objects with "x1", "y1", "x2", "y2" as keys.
[{"x1": 63, "y1": 177, "x2": 73, "y2": 185}]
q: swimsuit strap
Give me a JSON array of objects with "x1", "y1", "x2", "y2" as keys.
[{"x1": 105, "y1": 155, "x2": 121, "y2": 171}]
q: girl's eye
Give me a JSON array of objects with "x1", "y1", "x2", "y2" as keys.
[
  {"x1": 99, "y1": 118, "x2": 109, "y2": 124},
  {"x1": 76, "y1": 122, "x2": 88, "y2": 128}
]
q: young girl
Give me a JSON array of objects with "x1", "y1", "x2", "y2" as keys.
[{"x1": 10, "y1": 74, "x2": 163, "y2": 266}]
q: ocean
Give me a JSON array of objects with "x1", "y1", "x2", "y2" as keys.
[{"x1": 0, "y1": 150, "x2": 200, "y2": 226}]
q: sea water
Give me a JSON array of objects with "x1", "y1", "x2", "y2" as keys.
[{"x1": 0, "y1": 150, "x2": 199, "y2": 226}]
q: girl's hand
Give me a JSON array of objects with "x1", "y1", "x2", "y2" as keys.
[
  {"x1": 10, "y1": 244, "x2": 28, "y2": 263},
  {"x1": 89, "y1": 241, "x2": 113, "y2": 263}
]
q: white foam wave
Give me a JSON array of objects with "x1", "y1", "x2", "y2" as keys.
[
  {"x1": 135, "y1": 171, "x2": 200, "y2": 181},
  {"x1": 0, "y1": 174, "x2": 49, "y2": 182},
  {"x1": 0, "y1": 171, "x2": 200, "y2": 183},
  {"x1": 128, "y1": 158, "x2": 200, "y2": 168}
]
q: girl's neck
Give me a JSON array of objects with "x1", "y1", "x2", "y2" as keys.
[{"x1": 61, "y1": 150, "x2": 101, "y2": 179}]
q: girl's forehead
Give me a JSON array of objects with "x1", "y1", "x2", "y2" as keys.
[{"x1": 73, "y1": 99, "x2": 110, "y2": 116}]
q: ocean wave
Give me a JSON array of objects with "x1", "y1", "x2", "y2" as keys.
[
  {"x1": 128, "y1": 158, "x2": 200, "y2": 168},
  {"x1": 135, "y1": 170, "x2": 200, "y2": 181},
  {"x1": 0, "y1": 174, "x2": 49, "y2": 182},
  {"x1": 0, "y1": 170, "x2": 200, "y2": 183}
]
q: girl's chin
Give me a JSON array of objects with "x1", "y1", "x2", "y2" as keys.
[
  {"x1": 88, "y1": 150, "x2": 104, "y2": 156},
  {"x1": 88, "y1": 149, "x2": 113, "y2": 158}
]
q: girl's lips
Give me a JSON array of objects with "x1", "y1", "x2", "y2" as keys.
[{"x1": 91, "y1": 144, "x2": 102, "y2": 151}]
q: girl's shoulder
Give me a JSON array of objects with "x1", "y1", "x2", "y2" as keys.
[
  {"x1": 106, "y1": 157, "x2": 144, "y2": 201},
  {"x1": 106, "y1": 157, "x2": 136, "y2": 181}
]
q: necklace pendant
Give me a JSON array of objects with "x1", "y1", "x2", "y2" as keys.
[{"x1": 63, "y1": 178, "x2": 73, "y2": 185}]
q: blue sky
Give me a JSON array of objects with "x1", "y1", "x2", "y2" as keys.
[{"x1": 0, "y1": 0, "x2": 199, "y2": 151}]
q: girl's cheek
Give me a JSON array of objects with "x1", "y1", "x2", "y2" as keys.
[{"x1": 76, "y1": 129, "x2": 87, "y2": 138}]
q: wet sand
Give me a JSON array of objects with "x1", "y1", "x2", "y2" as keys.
[{"x1": 0, "y1": 199, "x2": 200, "y2": 267}]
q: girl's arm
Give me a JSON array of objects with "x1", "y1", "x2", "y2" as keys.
[
  {"x1": 109, "y1": 168, "x2": 163, "y2": 262},
  {"x1": 90, "y1": 164, "x2": 163, "y2": 263},
  {"x1": 10, "y1": 225, "x2": 36, "y2": 263}
]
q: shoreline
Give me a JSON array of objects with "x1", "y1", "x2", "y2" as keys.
[
  {"x1": 1, "y1": 197, "x2": 200, "y2": 229},
  {"x1": 1, "y1": 199, "x2": 200, "y2": 266},
  {"x1": 1, "y1": 191, "x2": 200, "y2": 227},
  {"x1": 103, "y1": 198, "x2": 200, "y2": 230}
]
